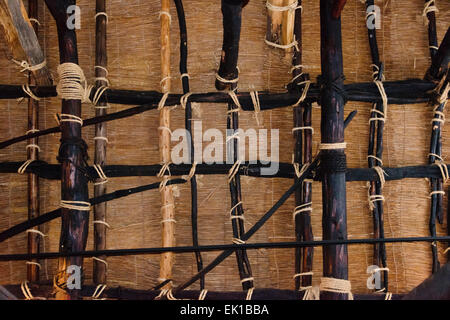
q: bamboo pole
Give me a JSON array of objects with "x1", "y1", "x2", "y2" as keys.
[
  {"x1": 319, "y1": 0, "x2": 348, "y2": 300},
  {"x1": 44, "y1": 0, "x2": 90, "y2": 300},
  {"x1": 291, "y1": 0, "x2": 314, "y2": 292},
  {"x1": 364, "y1": 0, "x2": 388, "y2": 290},
  {"x1": 93, "y1": 0, "x2": 108, "y2": 285},
  {"x1": 0, "y1": 78, "x2": 440, "y2": 106},
  {"x1": 26, "y1": 0, "x2": 41, "y2": 283},
  {"x1": 173, "y1": 0, "x2": 204, "y2": 289},
  {"x1": 158, "y1": 0, "x2": 175, "y2": 290},
  {"x1": 266, "y1": 0, "x2": 297, "y2": 54}
]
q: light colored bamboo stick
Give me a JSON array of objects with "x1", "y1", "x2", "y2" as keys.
[{"x1": 159, "y1": 0, "x2": 175, "y2": 290}]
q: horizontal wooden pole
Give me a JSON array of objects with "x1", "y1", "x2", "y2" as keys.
[
  {"x1": 2, "y1": 161, "x2": 450, "y2": 182},
  {"x1": 0, "y1": 78, "x2": 439, "y2": 106}
]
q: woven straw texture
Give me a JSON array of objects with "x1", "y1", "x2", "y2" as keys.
[{"x1": 0, "y1": 0, "x2": 449, "y2": 295}]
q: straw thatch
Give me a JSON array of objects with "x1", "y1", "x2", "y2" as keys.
[{"x1": 0, "y1": 0, "x2": 449, "y2": 295}]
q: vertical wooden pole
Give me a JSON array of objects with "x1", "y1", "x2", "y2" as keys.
[
  {"x1": 45, "y1": 0, "x2": 89, "y2": 300},
  {"x1": 93, "y1": 0, "x2": 108, "y2": 285},
  {"x1": 173, "y1": 0, "x2": 205, "y2": 289},
  {"x1": 159, "y1": 0, "x2": 175, "y2": 290},
  {"x1": 26, "y1": 0, "x2": 40, "y2": 283},
  {"x1": 319, "y1": 0, "x2": 348, "y2": 300},
  {"x1": 291, "y1": 0, "x2": 314, "y2": 292}
]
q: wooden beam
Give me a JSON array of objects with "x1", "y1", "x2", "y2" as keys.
[
  {"x1": 0, "y1": 0, "x2": 52, "y2": 85},
  {"x1": 319, "y1": 0, "x2": 348, "y2": 300},
  {"x1": 93, "y1": 0, "x2": 108, "y2": 286},
  {"x1": 44, "y1": 0, "x2": 90, "y2": 300}
]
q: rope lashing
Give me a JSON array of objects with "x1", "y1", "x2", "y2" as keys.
[
  {"x1": 423, "y1": 0, "x2": 439, "y2": 26},
  {"x1": 250, "y1": 90, "x2": 261, "y2": 125},
  {"x1": 56, "y1": 63, "x2": 91, "y2": 102},
  {"x1": 227, "y1": 90, "x2": 242, "y2": 114},
  {"x1": 433, "y1": 161, "x2": 449, "y2": 183},
  {"x1": 180, "y1": 92, "x2": 193, "y2": 109},
  {"x1": 59, "y1": 114, "x2": 84, "y2": 126},
  {"x1": 266, "y1": 1, "x2": 302, "y2": 12},
  {"x1": 373, "y1": 166, "x2": 387, "y2": 189},
  {"x1": 293, "y1": 80, "x2": 311, "y2": 107},
  {"x1": 26, "y1": 229, "x2": 47, "y2": 238},
  {"x1": 93, "y1": 257, "x2": 108, "y2": 267},
  {"x1": 93, "y1": 220, "x2": 111, "y2": 228},
  {"x1": 368, "y1": 155, "x2": 383, "y2": 166},
  {"x1": 246, "y1": 287, "x2": 254, "y2": 301},
  {"x1": 319, "y1": 277, "x2": 354, "y2": 300},
  {"x1": 21, "y1": 281, "x2": 46, "y2": 300},
  {"x1": 12, "y1": 59, "x2": 46, "y2": 73},
  {"x1": 158, "y1": 92, "x2": 171, "y2": 110},
  {"x1": 293, "y1": 203, "x2": 312, "y2": 220},
  {"x1": 319, "y1": 142, "x2": 347, "y2": 150},
  {"x1": 158, "y1": 162, "x2": 172, "y2": 178},
  {"x1": 228, "y1": 160, "x2": 242, "y2": 183},
  {"x1": 95, "y1": 12, "x2": 109, "y2": 24},
  {"x1": 265, "y1": 38, "x2": 299, "y2": 51},
  {"x1": 182, "y1": 162, "x2": 197, "y2": 181},
  {"x1": 94, "y1": 65, "x2": 110, "y2": 85},
  {"x1": 93, "y1": 164, "x2": 108, "y2": 185},
  {"x1": 292, "y1": 126, "x2": 314, "y2": 135},
  {"x1": 92, "y1": 284, "x2": 107, "y2": 300},
  {"x1": 18, "y1": 160, "x2": 35, "y2": 174},
  {"x1": 29, "y1": 18, "x2": 41, "y2": 26},
  {"x1": 216, "y1": 67, "x2": 239, "y2": 85},
  {"x1": 369, "y1": 194, "x2": 385, "y2": 211},
  {"x1": 198, "y1": 289, "x2": 208, "y2": 300},
  {"x1": 60, "y1": 200, "x2": 91, "y2": 211},
  {"x1": 22, "y1": 84, "x2": 41, "y2": 101},
  {"x1": 159, "y1": 10, "x2": 172, "y2": 25}
]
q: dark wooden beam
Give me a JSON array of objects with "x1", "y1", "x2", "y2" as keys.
[{"x1": 319, "y1": 0, "x2": 348, "y2": 300}]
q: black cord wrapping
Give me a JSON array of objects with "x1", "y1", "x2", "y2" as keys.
[
  {"x1": 317, "y1": 74, "x2": 348, "y2": 104},
  {"x1": 319, "y1": 152, "x2": 347, "y2": 175}
]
